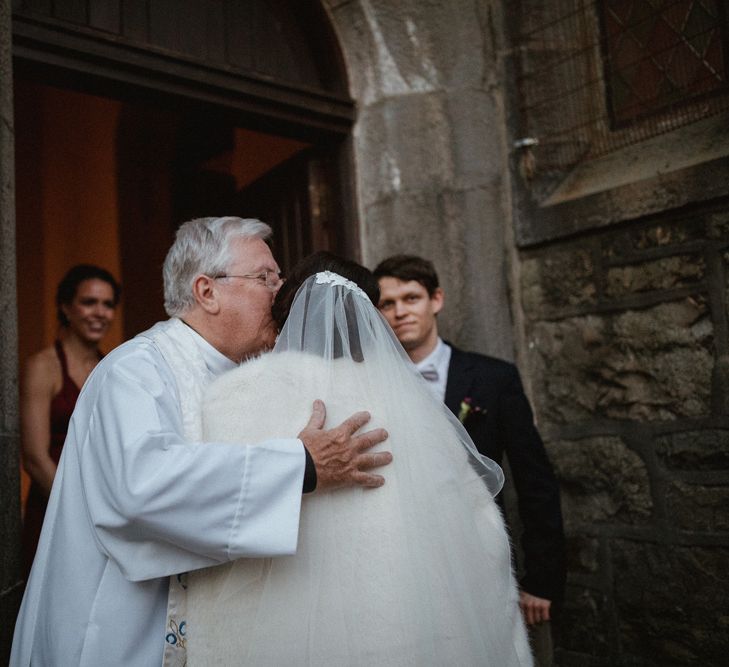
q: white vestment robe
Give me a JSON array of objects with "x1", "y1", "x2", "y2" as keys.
[{"x1": 10, "y1": 319, "x2": 305, "y2": 667}]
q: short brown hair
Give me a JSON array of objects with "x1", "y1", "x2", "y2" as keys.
[{"x1": 373, "y1": 255, "x2": 440, "y2": 296}]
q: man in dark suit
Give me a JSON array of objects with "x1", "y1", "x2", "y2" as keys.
[{"x1": 374, "y1": 255, "x2": 565, "y2": 665}]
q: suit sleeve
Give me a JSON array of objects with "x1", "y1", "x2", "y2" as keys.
[{"x1": 497, "y1": 365, "x2": 566, "y2": 605}]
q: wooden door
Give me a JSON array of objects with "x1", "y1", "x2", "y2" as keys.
[{"x1": 234, "y1": 148, "x2": 341, "y2": 275}]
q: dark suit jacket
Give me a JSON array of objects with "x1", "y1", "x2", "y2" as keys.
[{"x1": 445, "y1": 344, "x2": 566, "y2": 605}]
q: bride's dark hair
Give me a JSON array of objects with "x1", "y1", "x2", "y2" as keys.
[{"x1": 272, "y1": 251, "x2": 380, "y2": 330}]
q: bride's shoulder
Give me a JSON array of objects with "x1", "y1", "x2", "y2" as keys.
[{"x1": 205, "y1": 351, "x2": 327, "y2": 399}]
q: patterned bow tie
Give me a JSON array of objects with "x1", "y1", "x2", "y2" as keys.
[{"x1": 419, "y1": 366, "x2": 439, "y2": 382}]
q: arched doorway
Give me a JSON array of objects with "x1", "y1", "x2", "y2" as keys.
[
  {"x1": 10, "y1": 0, "x2": 357, "y2": 585},
  {"x1": 13, "y1": 0, "x2": 356, "y2": 348}
]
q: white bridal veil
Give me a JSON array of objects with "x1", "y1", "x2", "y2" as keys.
[{"x1": 187, "y1": 271, "x2": 532, "y2": 666}]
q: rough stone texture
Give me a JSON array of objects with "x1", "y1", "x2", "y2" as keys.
[
  {"x1": 601, "y1": 217, "x2": 710, "y2": 259},
  {"x1": 516, "y1": 158, "x2": 729, "y2": 663},
  {"x1": 605, "y1": 255, "x2": 705, "y2": 298},
  {"x1": 707, "y1": 210, "x2": 729, "y2": 239},
  {"x1": 355, "y1": 93, "x2": 455, "y2": 206},
  {"x1": 725, "y1": 249, "x2": 729, "y2": 329},
  {"x1": 557, "y1": 584, "x2": 613, "y2": 658},
  {"x1": 665, "y1": 481, "x2": 729, "y2": 532},
  {"x1": 564, "y1": 534, "x2": 601, "y2": 574},
  {"x1": 655, "y1": 429, "x2": 729, "y2": 470},
  {"x1": 325, "y1": 0, "x2": 498, "y2": 105},
  {"x1": 0, "y1": 0, "x2": 21, "y2": 661},
  {"x1": 529, "y1": 299, "x2": 714, "y2": 422},
  {"x1": 612, "y1": 541, "x2": 729, "y2": 665},
  {"x1": 520, "y1": 247, "x2": 597, "y2": 316},
  {"x1": 327, "y1": 0, "x2": 516, "y2": 359},
  {"x1": 547, "y1": 437, "x2": 652, "y2": 527}
]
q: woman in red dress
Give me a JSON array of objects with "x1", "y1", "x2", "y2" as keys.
[{"x1": 21, "y1": 264, "x2": 121, "y2": 574}]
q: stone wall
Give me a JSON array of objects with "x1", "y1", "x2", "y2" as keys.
[
  {"x1": 0, "y1": 0, "x2": 21, "y2": 662},
  {"x1": 325, "y1": 0, "x2": 516, "y2": 360},
  {"x1": 520, "y1": 205, "x2": 729, "y2": 665}
]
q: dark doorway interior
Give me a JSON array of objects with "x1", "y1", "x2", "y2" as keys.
[
  {"x1": 14, "y1": 77, "x2": 354, "y2": 357},
  {"x1": 14, "y1": 75, "x2": 351, "y2": 511}
]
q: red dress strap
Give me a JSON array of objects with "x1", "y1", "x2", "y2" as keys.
[{"x1": 49, "y1": 341, "x2": 81, "y2": 463}]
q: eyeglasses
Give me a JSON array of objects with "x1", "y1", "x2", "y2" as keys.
[{"x1": 213, "y1": 271, "x2": 283, "y2": 291}]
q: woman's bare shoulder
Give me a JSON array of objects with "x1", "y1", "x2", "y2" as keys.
[{"x1": 23, "y1": 345, "x2": 62, "y2": 395}]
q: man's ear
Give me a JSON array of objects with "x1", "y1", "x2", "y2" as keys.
[
  {"x1": 192, "y1": 275, "x2": 220, "y2": 314},
  {"x1": 430, "y1": 287, "x2": 445, "y2": 315}
]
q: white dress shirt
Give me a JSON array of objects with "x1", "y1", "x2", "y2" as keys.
[{"x1": 415, "y1": 338, "x2": 452, "y2": 402}]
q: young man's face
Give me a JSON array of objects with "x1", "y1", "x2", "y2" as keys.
[{"x1": 377, "y1": 277, "x2": 444, "y2": 358}]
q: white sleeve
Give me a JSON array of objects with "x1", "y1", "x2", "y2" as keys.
[{"x1": 75, "y1": 346, "x2": 305, "y2": 582}]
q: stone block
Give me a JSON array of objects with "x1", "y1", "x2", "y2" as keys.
[
  {"x1": 528, "y1": 299, "x2": 714, "y2": 421},
  {"x1": 558, "y1": 584, "x2": 612, "y2": 658},
  {"x1": 520, "y1": 247, "x2": 596, "y2": 317},
  {"x1": 665, "y1": 480, "x2": 729, "y2": 532},
  {"x1": 655, "y1": 429, "x2": 729, "y2": 470},
  {"x1": 443, "y1": 88, "x2": 507, "y2": 191},
  {"x1": 546, "y1": 437, "x2": 652, "y2": 527},
  {"x1": 329, "y1": 0, "x2": 497, "y2": 103},
  {"x1": 363, "y1": 190, "x2": 444, "y2": 264},
  {"x1": 725, "y1": 250, "x2": 729, "y2": 324},
  {"x1": 601, "y1": 218, "x2": 707, "y2": 260},
  {"x1": 565, "y1": 534, "x2": 601, "y2": 574},
  {"x1": 605, "y1": 255, "x2": 705, "y2": 299},
  {"x1": 356, "y1": 89, "x2": 507, "y2": 205},
  {"x1": 355, "y1": 94, "x2": 455, "y2": 205},
  {"x1": 612, "y1": 540, "x2": 729, "y2": 665},
  {"x1": 439, "y1": 187, "x2": 515, "y2": 358},
  {"x1": 390, "y1": 0, "x2": 495, "y2": 90},
  {"x1": 707, "y1": 210, "x2": 729, "y2": 239},
  {"x1": 364, "y1": 187, "x2": 515, "y2": 359},
  {"x1": 0, "y1": 304, "x2": 19, "y2": 434}
]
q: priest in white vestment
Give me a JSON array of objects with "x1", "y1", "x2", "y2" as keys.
[{"x1": 10, "y1": 217, "x2": 390, "y2": 667}]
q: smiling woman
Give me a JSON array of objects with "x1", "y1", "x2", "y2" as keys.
[{"x1": 20, "y1": 264, "x2": 121, "y2": 574}]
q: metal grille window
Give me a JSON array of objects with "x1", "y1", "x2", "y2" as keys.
[
  {"x1": 513, "y1": 0, "x2": 729, "y2": 175},
  {"x1": 601, "y1": 0, "x2": 728, "y2": 126}
]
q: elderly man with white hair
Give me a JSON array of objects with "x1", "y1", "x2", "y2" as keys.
[{"x1": 11, "y1": 217, "x2": 391, "y2": 667}]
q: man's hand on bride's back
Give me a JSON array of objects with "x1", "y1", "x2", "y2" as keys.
[{"x1": 298, "y1": 399, "x2": 391, "y2": 491}]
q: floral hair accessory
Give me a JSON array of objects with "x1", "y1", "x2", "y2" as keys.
[
  {"x1": 458, "y1": 397, "x2": 486, "y2": 423},
  {"x1": 315, "y1": 270, "x2": 367, "y2": 300}
]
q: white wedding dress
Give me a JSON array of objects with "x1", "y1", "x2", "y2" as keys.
[{"x1": 186, "y1": 272, "x2": 532, "y2": 666}]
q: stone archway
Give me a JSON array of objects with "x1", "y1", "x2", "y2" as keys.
[{"x1": 322, "y1": 0, "x2": 516, "y2": 360}]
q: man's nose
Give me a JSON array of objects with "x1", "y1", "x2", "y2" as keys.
[{"x1": 394, "y1": 301, "x2": 407, "y2": 317}]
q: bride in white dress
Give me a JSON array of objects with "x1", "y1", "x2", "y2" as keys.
[{"x1": 186, "y1": 253, "x2": 532, "y2": 666}]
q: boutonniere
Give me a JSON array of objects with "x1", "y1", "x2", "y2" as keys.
[{"x1": 458, "y1": 397, "x2": 486, "y2": 423}]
